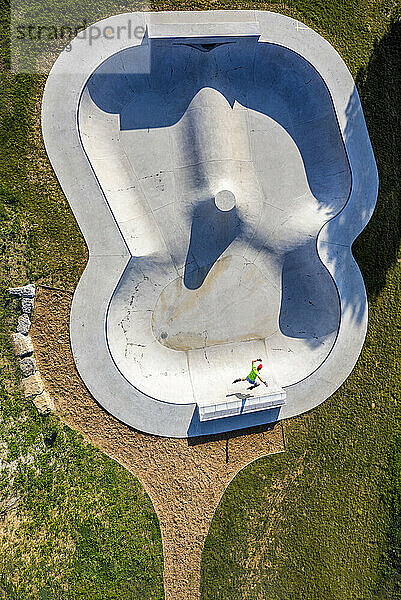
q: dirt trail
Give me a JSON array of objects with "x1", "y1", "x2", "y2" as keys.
[{"x1": 31, "y1": 287, "x2": 285, "y2": 600}]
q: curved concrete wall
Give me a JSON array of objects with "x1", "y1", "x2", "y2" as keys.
[{"x1": 42, "y1": 11, "x2": 378, "y2": 437}]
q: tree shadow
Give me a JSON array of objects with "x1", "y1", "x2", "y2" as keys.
[
  {"x1": 87, "y1": 36, "x2": 350, "y2": 218},
  {"x1": 352, "y1": 19, "x2": 401, "y2": 299},
  {"x1": 184, "y1": 199, "x2": 242, "y2": 289}
]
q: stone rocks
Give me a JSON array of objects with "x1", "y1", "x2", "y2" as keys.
[
  {"x1": 32, "y1": 391, "x2": 55, "y2": 414},
  {"x1": 9, "y1": 283, "x2": 54, "y2": 414},
  {"x1": 21, "y1": 365, "x2": 55, "y2": 414},
  {"x1": 12, "y1": 333, "x2": 37, "y2": 378},
  {"x1": 19, "y1": 356, "x2": 37, "y2": 377},
  {"x1": 10, "y1": 284, "x2": 35, "y2": 329},
  {"x1": 17, "y1": 314, "x2": 31, "y2": 335},
  {"x1": 8, "y1": 284, "x2": 35, "y2": 298},
  {"x1": 21, "y1": 372, "x2": 44, "y2": 397},
  {"x1": 21, "y1": 297, "x2": 34, "y2": 314},
  {"x1": 11, "y1": 333, "x2": 34, "y2": 357}
]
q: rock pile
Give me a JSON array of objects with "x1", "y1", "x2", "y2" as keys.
[{"x1": 9, "y1": 285, "x2": 54, "y2": 414}]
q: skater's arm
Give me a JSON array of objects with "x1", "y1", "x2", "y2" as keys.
[{"x1": 257, "y1": 374, "x2": 268, "y2": 386}]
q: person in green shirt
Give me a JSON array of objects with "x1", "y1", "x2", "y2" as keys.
[{"x1": 233, "y1": 359, "x2": 268, "y2": 390}]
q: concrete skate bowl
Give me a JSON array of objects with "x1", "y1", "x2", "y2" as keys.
[
  {"x1": 42, "y1": 12, "x2": 378, "y2": 437},
  {"x1": 80, "y1": 39, "x2": 348, "y2": 399}
]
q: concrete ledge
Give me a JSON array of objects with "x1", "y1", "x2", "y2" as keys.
[{"x1": 199, "y1": 394, "x2": 286, "y2": 422}]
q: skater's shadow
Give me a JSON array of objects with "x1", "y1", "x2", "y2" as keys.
[
  {"x1": 226, "y1": 393, "x2": 254, "y2": 416},
  {"x1": 226, "y1": 392, "x2": 253, "y2": 401}
]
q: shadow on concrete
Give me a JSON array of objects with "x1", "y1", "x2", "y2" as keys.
[
  {"x1": 279, "y1": 242, "x2": 340, "y2": 341},
  {"x1": 352, "y1": 19, "x2": 401, "y2": 299},
  {"x1": 184, "y1": 200, "x2": 242, "y2": 289},
  {"x1": 226, "y1": 392, "x2": 252, "y2": 400},
  {"x1": 186, "y1": 405, "x2": 281, "y2": 440},
  {"x1": 87, "y1": 36, "x2": 350, "y2": 217}
]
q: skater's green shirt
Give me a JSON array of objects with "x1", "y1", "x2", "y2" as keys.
[{"x1": 248, "y1": 361, "x2": 259, "y2": 383}]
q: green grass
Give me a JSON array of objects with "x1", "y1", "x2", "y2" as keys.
[
  {"x1": 0, "y1": 0, "x2": 400, "y2": 599},
  {"x1": 0, "y1": 413, "x2": 164, "y2": 600}
]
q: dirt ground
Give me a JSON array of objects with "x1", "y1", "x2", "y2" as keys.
[{"x1": 30, "y1": 286, "x2": 285, "y2": 600}]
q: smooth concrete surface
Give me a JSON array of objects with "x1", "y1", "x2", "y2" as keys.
[{"x1": 42, "y1": 11, "x2": 378, "y2": 437}]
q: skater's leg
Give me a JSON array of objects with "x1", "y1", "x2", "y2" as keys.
[
  {"x1": 233, "y1": 377, "x2": 246, "y2": 384},
  {"x1": 247, "y1": 382, "x2": 260, "y2": 390}
]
